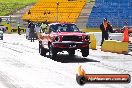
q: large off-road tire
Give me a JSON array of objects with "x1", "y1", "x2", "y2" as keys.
[
  {"x1": 39, "y1": 42, "x2": 46, "y2": 57},
  {"x1": 76, "y1": 75, "x2": 86, "y2": 85},
  {"x1": 69, "y1": 50, "x2": 75, "y2": 56},
  {"x1": 81, "y1": 48, "x2": 89, "y2": 57},
  {"x1": 49, "y1": 45, "x2": 57, "y2": 59}
]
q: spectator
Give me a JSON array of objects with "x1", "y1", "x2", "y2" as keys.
[
  {"x1": 0, "y1": 17, "x2": 2, "y2": 24},
  {"x1": 35, "y1": 23, "x2": 41, "y2": 38},
  {"x1": 40, "y1": 20, "x2": 48, "y2": 33},
  {"x1": 6, "y1": 18, "x2": 10, "y2": 24},
  {"x1": 29, "y1": 22, "x2": 35, "y2": 42},
  {"x1": 100, "y1": 18, "x2": 113, "y2": 46},
  {"x1": 28, "y1": 10, "x2": 31, "y2": 15},
  {"x1": 17, "y1": 22, "x2": 21, "y2": 35}
]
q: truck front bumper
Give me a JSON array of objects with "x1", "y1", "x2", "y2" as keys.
[{"x1": 52, "y1": 41, "x2": 90, "y2": 49}]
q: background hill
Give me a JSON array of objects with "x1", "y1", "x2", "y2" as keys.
[{"x1": 0, "y1": 0, "x2": 37, "y2": 16}]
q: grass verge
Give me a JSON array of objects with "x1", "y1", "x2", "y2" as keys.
[{"x1": 0, "y1": 0, "x2": 37, "y2": 16}]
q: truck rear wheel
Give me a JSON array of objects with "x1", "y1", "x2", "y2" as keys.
[
  {"x1": 39, "y1": 41, "x2": 46, "y2": 57},
  {"x1": 40, "y1": 47, "x2": 46, "y2": 57}
]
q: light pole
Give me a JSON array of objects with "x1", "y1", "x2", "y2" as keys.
[
  {"x1": 56, "y1": 2, "x2": 59, "y2": 22},
  {"x1": 9, "y1": 15, "x2": 11, "y2": 24},
  {"x1": 44, "y1": 11, "x2": 50, "y2": 22}
]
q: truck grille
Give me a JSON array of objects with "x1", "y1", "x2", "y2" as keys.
[{"x1": 62, "y1": 36, "x2": 82, "y2": 41}]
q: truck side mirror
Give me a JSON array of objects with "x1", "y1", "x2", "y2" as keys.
[{"x1": 45, "y1": 32, "x2": 48, "y2": 34}]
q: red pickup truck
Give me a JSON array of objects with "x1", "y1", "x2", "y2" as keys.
[{"x1": 38, "y1": 23, "x2": 90, "y2": 59}]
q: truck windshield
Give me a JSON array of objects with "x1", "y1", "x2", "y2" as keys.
[{"x1": 50, "y1": 24, "x2": 79, "y2": 32}]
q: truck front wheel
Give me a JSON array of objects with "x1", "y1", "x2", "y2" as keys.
[
  {"x1": 81, "y1": 48, "x2": 89, "y2": 57},
  {"x1": 69, "y1": 50, "x2": 75, "y2": 56}
]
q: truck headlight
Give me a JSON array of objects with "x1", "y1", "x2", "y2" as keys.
[
  {"x1": 84, "y1": 35, "x2": 90, "y2": 40},
  {"x1": 55, "y1": 36, "x2": 60, "y2": 42}
]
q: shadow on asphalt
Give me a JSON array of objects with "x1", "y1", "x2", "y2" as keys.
[{"x1": 46, "y1": 54, "x2": 99, "y2": 63}]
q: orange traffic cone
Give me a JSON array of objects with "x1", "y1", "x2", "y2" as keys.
[{"x1": 123, "y1": 27, "x2": 129, "y2": 42}]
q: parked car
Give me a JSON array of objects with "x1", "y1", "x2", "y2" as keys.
[
  {"x1": 38, "y1": 23, "x2": 90, "y2": 59},
  {"x1": 0, "y1": 29, "x2": 3, "y2": 40},
  {"x1": 113, "y1": 26, "x2": 132, "y2": 36}
]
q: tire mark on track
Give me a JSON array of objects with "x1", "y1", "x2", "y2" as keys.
[
  {"x1": 0, "y1": 43, "x2": 37, "y2": 88},
  {"x1": 88, "y1": 54, "x2": 132, "y2": 74},
  {"x1": 91, "y1": 62, "x2": 132, "y2": 74},
  {"x1": 0, "y1": 42, "x2": 37, "y2": 54},
  {"x1": 0, "y1": 43, "x2": 76, "y2": 87},
  {"x1": 3, "y1": 42, "x2": 132, "y2": 74},
  {"x1": 3, "y1": 42, "x2": 38, "y2": 50},
  {"x1": 1, "y1": 44, "x2": 23, "y2": 53},
  {"x1": 0, "y1": 43, "x2": 34, "y2": 68},
  {"x1": 1, "y1": 42, "x2": 132, "y2": 74},
  {"x1": 0, "y1": 71, "x2": 21, "y2": 88}
]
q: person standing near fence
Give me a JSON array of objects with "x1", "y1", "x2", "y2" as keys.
[
  {"x1": 6, "y1": 18, "x2": 10, "y2": 24},
  {"x1": 40, "y1": 20, "x2": 48, "y2": 33},
  {"x1": 0, "y1": 17, "x2": 2, "y2": 24},
  {"x1": 17, "y1": 22, "x2": 21, "y2": 35},
  {"x1": 35, "y1": 23, "x2": 41, "y2": 39},
  {"x1": 29, "y1": 22, "x2": 35, "y2": 42},
  {"x1": 100, "y1": 18, "x2": 113, "y2": 46}
]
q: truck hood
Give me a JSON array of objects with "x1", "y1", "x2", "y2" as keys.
[{"x1": 50, "y1": 32, "x2": 87, "y2": 36}]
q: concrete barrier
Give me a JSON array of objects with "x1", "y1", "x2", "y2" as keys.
[
  {"x1": 86, "y1": 32, "x2": 124, "y2": 46},
  {"x1": 115, "y1": 41, "x2": 128, "y2": 54},
  {"x1": 87, "y1": 33, "x2": 96, "y2": 50},
  {"x1": 101, "y1": 40, "x2": 128, "y2": 54},
  {"x1": 101, "y1": 40, "x2": 116, "y2": 52}
]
